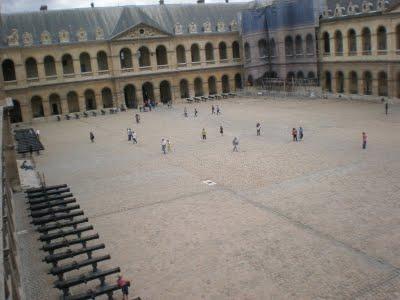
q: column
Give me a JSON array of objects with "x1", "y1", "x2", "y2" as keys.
[
  {"x1": 95, "y1": 91, "x2": 102, "y2": 110},
  {"x1": 91, "y1": 56, "x2": 98, "y2": 75},
  {"x1": 168, "y1": 50, "x2": 175, "y2": 69},
  {"x1": 73, "y1": 58, "x2": 81, "y2": 78},
  {"x1": 42, "y1": 99, "x2": 51, "y2": 117},
  {"x1": 37, "y1": 61, "x2": 46, "y2": 81},
  {"x1": 61, "y1": 97, "x2": 69, "y2": 114},
  {"x1": 185, "y1": 49, "x2": 192, "y2": 68},
  {"x1": 79, "y1": 95, "x2": 86, "y2": 112}
]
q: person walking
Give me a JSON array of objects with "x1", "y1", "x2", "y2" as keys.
[
  {"x1": 362, "y1": 132, "x2": 367, "y2": 149},
  {"x1": 35, "y1": 129, "x2": 40, "y2": 140},
  {"x1": 292, "y1": 128, "x2": 297, "y2": 142},
  {"x1": 202, "y1": 128, "x2": 207, "y2": 140},
  {"x1": 299, "y1": 126, "x2": 304, "y2": 141},
  {"x1": 220, "y1": 125, "x2": 224, "y2": 136},
  {"x1": 167, "y1": 139, "x2": 172, "y2": 152},
  {"x1": 117, "y1": 275, "x2": 130, "y2": 300},
  {"x1": 211, "y1": 105, "x2": 215, "y2": 115},
  {"x1": 256, "y1": 123, "x2": 261, "y2": 136},
  {"x1": 135, "y1": 114, "x2": 140, "y2": 124},
  {"x1": 216, "y1": 105, "x2": 221, "y2": 115},
  {"x1": 90, "y1": 131, "x2": 95, "y2": 143},
  {"x1": 161, "y1": 138, "x2": 167, "y2": 154},
  {"x1": 132, "y1": 131, "x2": 138, "y2": 144},
  {"x1": 232, "y1": 137, "x2": 239, "y2": 152},
  {"x1": 184, "y1": 107, "x2": 188, "y2": 118},
  {"x1": 127, "y1": 128, "x2": 132, "y2": 141},
  {"x1": 385, "y1": 101, "x2": 389, "y2": 115},
  {"x1": 194, "y1": 108, "x2": 198, "y2": 117}
]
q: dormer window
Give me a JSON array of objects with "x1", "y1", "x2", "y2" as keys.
[{"x1": 139, "y1": 29, "x2": 145, "y2": 35}]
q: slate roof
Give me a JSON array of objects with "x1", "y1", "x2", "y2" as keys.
[{"x1": 0, "y1": 3, "x2": 248, "y2": 48}]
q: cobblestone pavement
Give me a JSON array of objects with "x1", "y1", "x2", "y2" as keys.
[{"x1": 28, "y1": 98, "x2": 400, "y2": 299}]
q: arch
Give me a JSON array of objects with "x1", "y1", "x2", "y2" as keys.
[
  {"x1": 142, "y1": 82, "x2": 154, "y2": 102},
  {"x1": 120, "y1": 48, "x2": 133, "y2": 69},
  {"x1": 25, "y1": 57, "x2": 39, "y2": 79},
  {"x1": 336, "y1": 71, "x2": 344, "y2": 93},
  {"x1": 84, "y1": 89, "x2": 97, "y2": 110},
  {"x1": 297, "y1": 71, "x2": 304, "y2": 80},
  {"x1": 222, "y1": 75, "x2": 230, "y2": 93},
  {"x1": 156, "y1": 45, "x2": 168, "y2": 66},
  {"x1": 244, "y1": 42, "x2": 251, "y2": 61},
  {"x1": 176, "y1": 45, "x2": 186, "y2": 64},
  {"x1": 287, "y1": 72, "x2": 295, "y2": 80},
  {"x1": 362, "y1": 28, "x2": 372, "y2": 54},
  {"x1": 79, "y1": 52, "x2": 92, "y2": 73},
  {"x1": 258, "y1": 39, "x2": 268, "y2": 58},
  {"x1": 323, "y1": 32, "x2": 330, "y2": 54},
  {"x1": 62, "y1": 54, "x2": 74, "y2": 74},
  {"x1": 139, "y1": 46, "x2": 151, "y2": 67},
  {"x1": 124, "y1": 84, "x2": 137, "y2": 109},
  {"x1": 97, "y1": 51, "x2": 108, "y2": 71},
  {"x1": 349, "y1": 71, "x2": 358, "y2": 94},
  {"x1": 44, "y1": 55, "x2": 56, "y2": 77},
  {"x1": 306, "y1": 34, "x2": 314, "y2": 55},
  {"x1": 270, "y1": 39, "x2": 276, "y2": 57},
  {"x1": 324, "y1": 71, "x2": 332, "y2": 92},
  {"x1": 363, "y1": 71, "x2": 373, "y2": 95},
  {"x1": 67, "y1": 91, "x2": 80, "y2": 113},
  {"x1": 334, "y1": 30, "x2": 343, "y2": 54},
  {"x1": 179, "y1": 79, "x2": 189, "y2": 98},
  {"x1": 31, "y1": 96, "x2": 44, "y2": 118},
  {"x1": 208, "y1": 76, "x2": 217, "y2": 95},
  {"x1": 285, "y1": 36, "x2": 294, "y2": 56},
  {"x1": 378, "y1": 71, "x2": 388, "y2": 96},
  {"x1": 307, "y1": 71, "x2": 315, "y2": 79},
  {"x1": 191, "y1": 44, "x2": 200, "y2": 62},
  {"x1": 348, "y1": 29, "x2": 357, "y2": 54},
  {"x1": 160, "y1": 80, "x2": 172, "y2": 104},
  {"x1": 248, "y1": 74, "x2": 254, "y2": 86},
  {"x1": 49, "y1": 93, "x2": 62, "y2": 115},
  {"x1": 205, "y1": 42, "x2": 214, "y2": 61},
  {"x1": 234, "y1": 73, "x2": 242, "y2": 90},
  {"x1": 232, "y1": 41, "x2": 240, "y2": 59},
  {"x1": 377, "y1": 26, "x2": 387, "y2": 51},
  {"x1": 219, "y1": 42, "x2": 227, "y2": 60},
  {"x1": 101, "y1": 87, "x2": 113, "y2": 108},
  {"x1": 2, "y1": 59, "x2": 16, "y2": 81},
  {"x1": 9, "y1": 99, "x2": 23, "y2": 123},
  {"x1": 396, "y1": 24, "x2": 400, "y2": 50},
  {"x1": 194, "y1": 77, "x2": 204, "y2": 96},
  {"x1": 295, "y1": 35, "x2": 303, "y2": 55}
]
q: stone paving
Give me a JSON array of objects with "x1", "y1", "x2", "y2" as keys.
[{"x1": 22, "y1": 97, "x2": 400, "y2": 299}]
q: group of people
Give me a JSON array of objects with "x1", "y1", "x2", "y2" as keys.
[
  {"x1": 291, "y1": 127, "x2": 304, "y2": 142},
  {"x1": 161, "y1": 138, "x2": 172, "y2": 154},
  {"x1": 127, "y1": 128, "x2": 138, "y2": 144}
]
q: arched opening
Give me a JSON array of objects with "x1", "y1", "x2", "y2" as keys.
[
  {"x1": 336, "y1": 71, "x2": 344, "y2": 93},
  {"x1": 306, "y1": 34, "x2": 314, "y2": 55},
  {"x1": 208, "y1": 76, "x2": 217, "y2": 95},
  {"x1": 323, "y1": 32, "x2": 330, "y2": 54},
  {"x1": 349, "y1": 71, "x2": 358, "y2": 94},
  {"x1": 362, "y1": 28, "x2": 372, "y2": 54},
  {"x1": 31, "y1": 96, "x2": 44, "y2": 118},
  {"x1": 248, "y1": 75, "x2": 254, "y2": 86},
  {"x1": 363, "y1": 71, "x2": 373, "y2": 95},
  {"x1": 44, "y1": 56, "x2": 56, "y2": 77},
  {"x1": 139, "y1": 47, "x2": 151, "y2": 67},
  {"x1": 334, "y1": 30, "x2": 343, "y2": 55},
  {"x1": 324, "y1": 71, "x2": 332, "y2": 92},
  {"x1": 348, "y1": 29, "x2": 357, "y2": 54},
  {"x1": 205, "y1": 43, "x2": 214, "y2": 61},
  {"x1": 124, "y1": 84, "x2": 137, "y2": 109},
  {"x1": 2, "y1": 59, "x2": 16, "y2": 81},
  {"x1": 295, "y1": 35, "x2": 303, "y2": 55},
  {"x1": 101, "y1": 87, "x2": 113, "y2": 108},
  {"x1": 67, "y1": 91, "x2": 80, "y2": 113},
  {"x1": 62, "y1": 54, "x2": 74, "y2": 74},
  {"x1": 194, "y1": 77, "x2": 204, "y2": 96},
  {"x1": 297, "y1": 71, "x2": 304, "y2": 80},
  {"x1": 235, "y1": 73, "x2": 242, "y2": 90},
  {"x1": 244, "y1": 42, "x2": 251, "y2": 61},
  {"x1": 25, "y1": 57, "x2": 39, "y2": 79},
  {"x1": 270, "y1": 39, "x2": 276, "y2": 57},
  {"x1": 9, "y1": 100, "x2": 23, "y2": 123},
  {"x1": 49, "y1": 93, "x2": 62, "y2": 115},
  {"x1": 378, "y1": 71, "x2": 388, "y2": 96},
  {"x1": 191, "y1": 44, "x2": 200, "y2": 62},
  {"x1": 179, "y1": 79, "x2": 189, "y2": 98},
  {"x1": 377, "y1": 26, "x2": 387, "y2": 52},
  {"x1": 160, "y1": 81, "x2": 171, "y2": 104},
  {"x1": 219, "y1": 42, "x2": 228, "y2": 60},
  {"x1": 285, "y1": 36, "x2": 294, "y2": 56},
  {"x1": 142, "y1": 82, "x2": 154, "y2": 102},
  {"x1": 258, "y1": 39, "x2": 267, "y2": 58},
  {"x1": 79, "y1": 52, "x2": 92, "y2": 73},
  {"x1": 307, "y1": 71, "x2": 315, "y2": 79},
  {"x1": 97, "y1": 51, "x2": 109, "y2": 71},
  {"x1": 232, "y1": 41, "x2": 240, "y2": 59},
  {"x1": 156, "y1": 45, "x2": 168, "y2": 66},
  {"x1": 84, "y1": 89, "x2": 97, "y2": 110},
  {"x1": 222, "y1": 75, "x2": 230, "y2": 93},
  {"x1": 120, "y1": 48, "x2": 133, "y2": 69},
  {"x1": 176, "y1": 45, "x2": 186, "y2": 64},
  {"x1": 287, "y1": 72, "x2": 295, "y2": 81},
  {"x1": 396, "y1": 24, "x2": 400, "y2": 50}
]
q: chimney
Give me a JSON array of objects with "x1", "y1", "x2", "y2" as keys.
[
  {"x1": 91, "y1": 2, "x2": 94, "y2": 8},
  {"x1": 197, "y1": 0, "x2": 205, "y2": 3},
  {"x1": 159, "y1": 0, "x2": 164, "y2": 4},
  {"x1": 40, "y1": 5, "x2": 48, "y2": 11}
]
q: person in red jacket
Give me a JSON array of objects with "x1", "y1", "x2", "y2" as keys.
[{"x1": 117, "y1": 275, "x2": 130, "y2": 300}]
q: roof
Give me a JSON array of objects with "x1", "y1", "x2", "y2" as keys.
[{"x1": 0, "y1": 3, "x2": 248, "y2": 48}]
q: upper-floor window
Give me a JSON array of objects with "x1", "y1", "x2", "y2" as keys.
[{"x1": 2, "y1": 59, "x2": 16, "y2": 81}]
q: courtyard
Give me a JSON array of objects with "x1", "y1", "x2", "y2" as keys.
[{"x1": 19, "y1": 98, "x2": 400, "y2": 299}]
